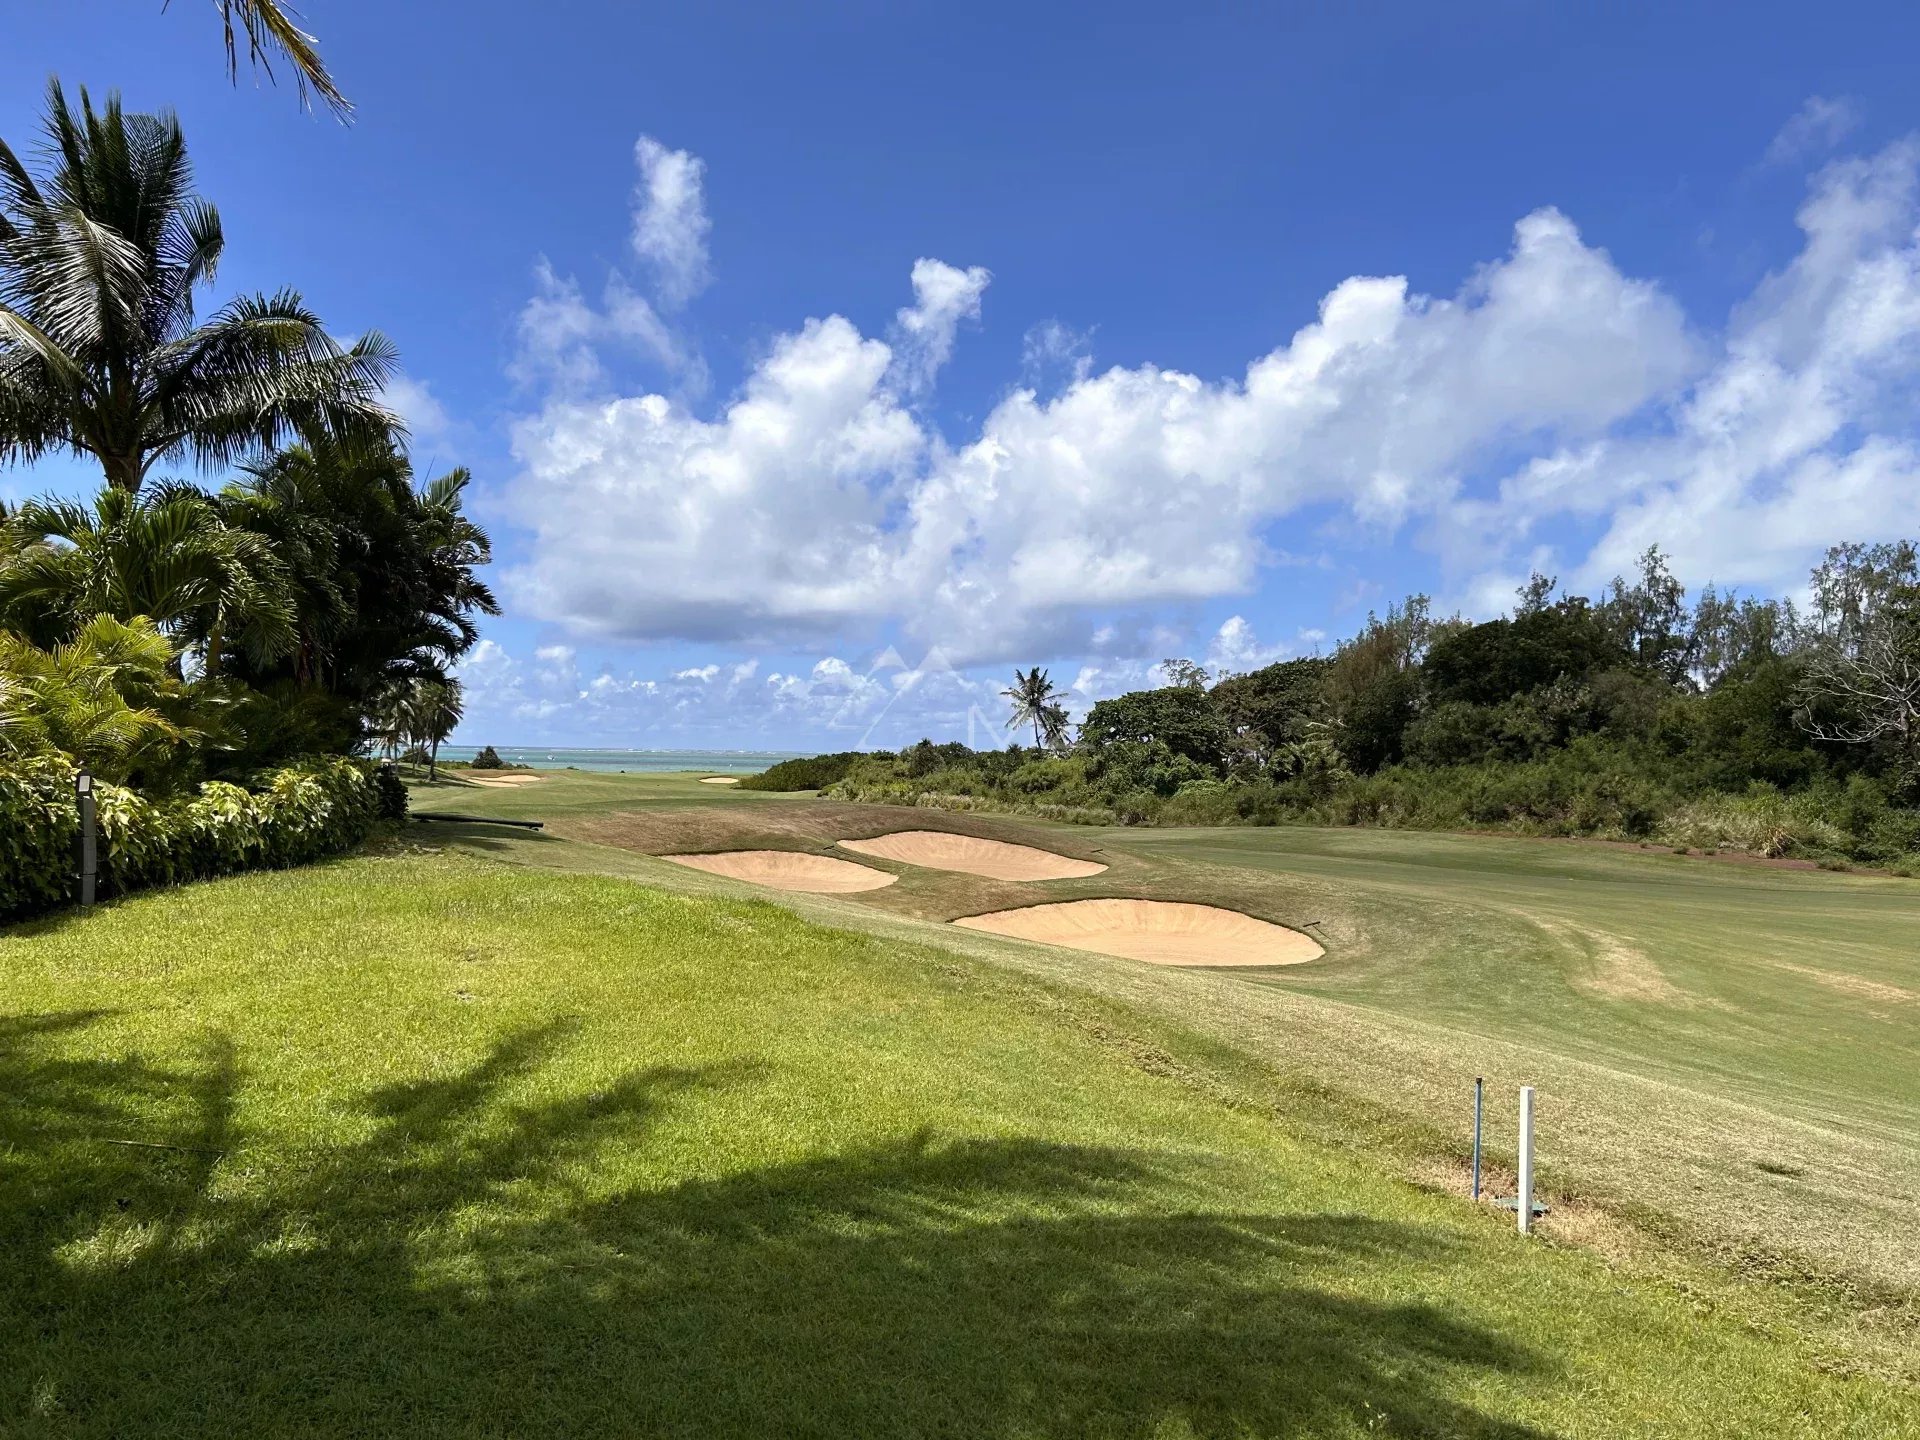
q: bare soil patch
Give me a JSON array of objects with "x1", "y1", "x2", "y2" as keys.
[
  {"x1": 839, "y1": 830, "x2": 1107, "y2": 881},
  {"x1": 1773, "y1": 962, "x2": 1917, "y2": 1006},
  {"x1": 1525, "y1": 913, "x2": 1686, "y2": 1003},
  {"x1": 660, "y1": 850, "x2": 897, "y2": 893},
  {"x1": 954, "y1": 898, "x2": 1323, "y2": 968}
]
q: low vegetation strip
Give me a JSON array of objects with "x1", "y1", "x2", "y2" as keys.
[
  {"x1": 0, "y1": 755, "x2": 397, "y2": 920},
  {"x1": 2, "y1": 852, "x2": 1914, "y2": 1434}
]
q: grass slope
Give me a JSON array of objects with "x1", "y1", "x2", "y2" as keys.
[
  {"x1": 404, "y1": 772, "x2": 1920, "y2": 1371},
  {"x1": 3, "y1": 851, "x2": 1915, "y2": 1436}
]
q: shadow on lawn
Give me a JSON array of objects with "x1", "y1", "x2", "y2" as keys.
[{"x1": 1, "y1": 1015, "x2": 1556, "y2": 1438}]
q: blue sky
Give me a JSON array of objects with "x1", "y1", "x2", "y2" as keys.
[{"x1": 8, "y1": 1, "x2": 1920, "y2": 749}]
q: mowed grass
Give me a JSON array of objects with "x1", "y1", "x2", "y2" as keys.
[
  {"x1": 411, "y1": 767, "x2": 806, "y2": 819},
  {"x1": 5, "y1": 853, "x2": 1915, "y2": 1436},
  {"x1": 402, "y1": 774, "x2": 1920, "y2": 1372}
]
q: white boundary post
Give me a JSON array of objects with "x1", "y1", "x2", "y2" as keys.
[{"x1": 1517, "y1": 1086, "x2": 1535, "y2": 1235}]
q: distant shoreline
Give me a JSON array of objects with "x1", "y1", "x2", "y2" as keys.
[{"x1": 437, "y1": 746, "x2": 805, "y2": 774}]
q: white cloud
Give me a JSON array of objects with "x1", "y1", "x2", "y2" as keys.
[
  {"x1": 1204, "y1": 616, "x2": 1288, "y2": 675},
  {"x1": 1767, "y1": 96, "x2": 1861, "y2": 166},
  {"x1": 455, "y1": 639, "x2": 1008, "y2": 749},
  {"x1": 510, "y1": 259, "x2": 686, "y2": 392},
  {"x1": 382, "y1": 373, "x2": 452, "y2": 442},
  {"x1": 1447, "y1": 139, "x2": 1920, "y2": 599},
  {"x1": 891, "y1": 258, "x2": 990, "y2": 395},
  {"x1": 508, "y1": 208, "x2": 1694, "y2": 663},
  {"x1": 505, "y1": 135, "x2": 1920, "y2": 671},
  {"x1": 631, "y1": 136, "x2": 711, "y2": 309},
  {"x1": 1020, "y1": 319, "x2": 1094, "y2": 392},
  {"x1": 510, "y1": 136, "x2": 714, "y2": 394}
]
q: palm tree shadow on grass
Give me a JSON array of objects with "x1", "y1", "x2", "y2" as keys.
[{"x1": 2, "y1": 1014, "x2": 1557, "y2": 1438}]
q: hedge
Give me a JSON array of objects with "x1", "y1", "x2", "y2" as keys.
[
  {"x1": 736, "y1": 751, "x2": 869, "y2": 791},
  {"x1": 0, "y1": 755, "x2": 400, "y2": 923}
]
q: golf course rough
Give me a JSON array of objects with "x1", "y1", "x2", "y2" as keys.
[
  {"x1": 838, "y1": 829, "x2": 1108, "y2": 881},
  {"x1": 955, "y1": 897, "x2": 1325, "y2": 967},
  {"x1": 661, "y1": 850, "x2": 896, "y2": 892}
]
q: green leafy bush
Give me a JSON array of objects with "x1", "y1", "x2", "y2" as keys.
[
  {"x1": 737, "y1": 751, "x2": 872, "y2": 791},
  {"x1": 373, "y1": 763, "x2": 409, "y2": 821},
  {"x1": 0, "y1": 755, "x2": 386, "y2": 922}
]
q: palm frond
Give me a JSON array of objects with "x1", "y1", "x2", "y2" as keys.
[{"x1": 211, "y1": 0, "x2": 353, "y2": 121}]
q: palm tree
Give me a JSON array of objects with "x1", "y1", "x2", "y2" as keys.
[
  {"x1": 0, "y1": 483, "x2": 297, "y2": 676},
  {"x1": 408, "y1": 677, "x2": 463, "y2": 780},
  {"x1": 1039, "y1": 701, "x2": 1072, "y2": 754},
  {"x1": 221, "y1": 434, "x2": 497, "y2": 701},
  {"x1": 0, "y1": 82, "x2": 395, "y2": 496},
  {"x1": 0, "y1": 614, "x2": 188, "y2": 782},
  {"x1": 209, "y1": 0, "x2": 352, "y2": 121},
  {"x1": 1002, "y1": 666, "x2": 1065, "y2": 749}
]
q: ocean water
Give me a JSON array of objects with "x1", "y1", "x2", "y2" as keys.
[{"x1": 436, "y1": 746, "x2": 804, "y2": 775}]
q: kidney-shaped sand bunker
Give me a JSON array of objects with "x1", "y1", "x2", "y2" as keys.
[
  {"x1": 839, "y1": 830, "x2": 1107, "y2": 881},
  {"x1": 662, "y1": 851, "x2": 896, "y2": 893},
  {"x1": 954, "y1": 898, "x2": 1322, "y2": 967}
]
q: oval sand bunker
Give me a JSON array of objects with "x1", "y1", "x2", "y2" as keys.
[
  {"x1": 954, "y1": 898, "x2": 1322, "y2": 967},
  {"x1": 698, "y1": 776, "x2": 740, "y2": 785},
  {"x1": 839, "y1": 830, "x2": 1106, "y2": 881},
  {"x1": 662, "y1": 850, "x2": 896, "y2": 893}
]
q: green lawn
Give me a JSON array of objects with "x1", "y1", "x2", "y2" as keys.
[
  {"x1": 4, "y1": 850, "x2": 1915, "y2": 1436},
  {"x1": 404, "y1": 773, "x2": 1920, "y2": 1378}
]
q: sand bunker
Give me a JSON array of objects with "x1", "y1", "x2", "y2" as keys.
[
  {"x1": 464, "y1": 772, "x2": 545, "y2": 788},
  {"x1": 839, "y1": 830, "x2": 1107, "y2": 881},
  {"x1": 661, "y1": 850, "x2": 897, "y2": 893},
  {"x1": 954, "y1": 898, "x2": 1322, "y2": 967},
  {"x1": 699, "y1": 776, "x2": 741, "y2": 785}
]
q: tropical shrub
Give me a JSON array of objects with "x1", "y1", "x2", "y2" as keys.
[
  {"x1": 0, "y1": 754, "x2": 386, "y2": 921},
  {"x1": 738, "y1": 751, "x2": 869, "y2": 791}
]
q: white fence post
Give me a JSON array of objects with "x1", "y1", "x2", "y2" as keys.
[{"x1": 1517, "y1": 1086, "x2": 1535, "y2": 1235}]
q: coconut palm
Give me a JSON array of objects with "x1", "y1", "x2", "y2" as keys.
[
  {"x1": 1002, "y1": 666, "x2": 1065, "y2": 750},
  {"x1": 209, "y1": 0, "x2": 352, "y2": 120},
  {"x1": 0, "y1": 483, "x2": 296, "y2": 676},
  {"x1": 406, "y1": 677, "x2": 463, "y2": 780},
  {"x1": 1038, "y1": 700, "x2": 1072, "y2": 754},
  {"x1": 0, "y1": 82, "x2": 395, "y2": 496}
]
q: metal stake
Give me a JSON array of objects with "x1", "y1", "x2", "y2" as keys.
[
  {"x1": 1471, "y1": 1076, "x2": 1483, "y2": 1201},
  {"x1": 76, "y1": 767, "x2": 97, "y2": 907},
  {"x1": 1517, "y1": 1086, "x2": 1535, "y2": 1235}
]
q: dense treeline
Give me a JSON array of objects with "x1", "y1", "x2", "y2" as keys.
[
  {"x1": 0, "y1": 84, "x2": 492, "y2": 908},
  {"x1": 825, "y1": 545, "x2": 1920, "y2": 869}
]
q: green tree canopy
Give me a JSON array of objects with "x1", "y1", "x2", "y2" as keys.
[
  {"x1": 1080, "y1": 684, "x2": 1228, "y2": 770},
  {"x1": 0, "y1": 82, "x2": 393, "y2": 494}
]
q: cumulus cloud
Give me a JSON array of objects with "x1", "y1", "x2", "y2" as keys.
[
  {"x1": 503, "y1": 135, "x2": 1920, "y2": 679},
  {"x1": 382, "y1": 372, "x2": 452, "y2": 442},
  {"x1": 631, "y1": 136, "x2": 712, "y2": 308},
  {"x1": 1445, "y1": 139, "x2": 1920, "y2": 598},
  {"x1": 507, "y1": 205, "x2": 1694, "y2": 663},
  {"x1": 1204, "y1": 616, "x2": 1288, "y2": 675},
  {"x1": 1767, "y1": 96, "x2": 1861, "y2": 166},
  {"x1": 890, "y1": 258, "x2": 991, "y2": 395}
]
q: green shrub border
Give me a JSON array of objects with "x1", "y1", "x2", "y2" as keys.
[{"x1": 1, "y1": 755, "x2": 398, "y2": 923}]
